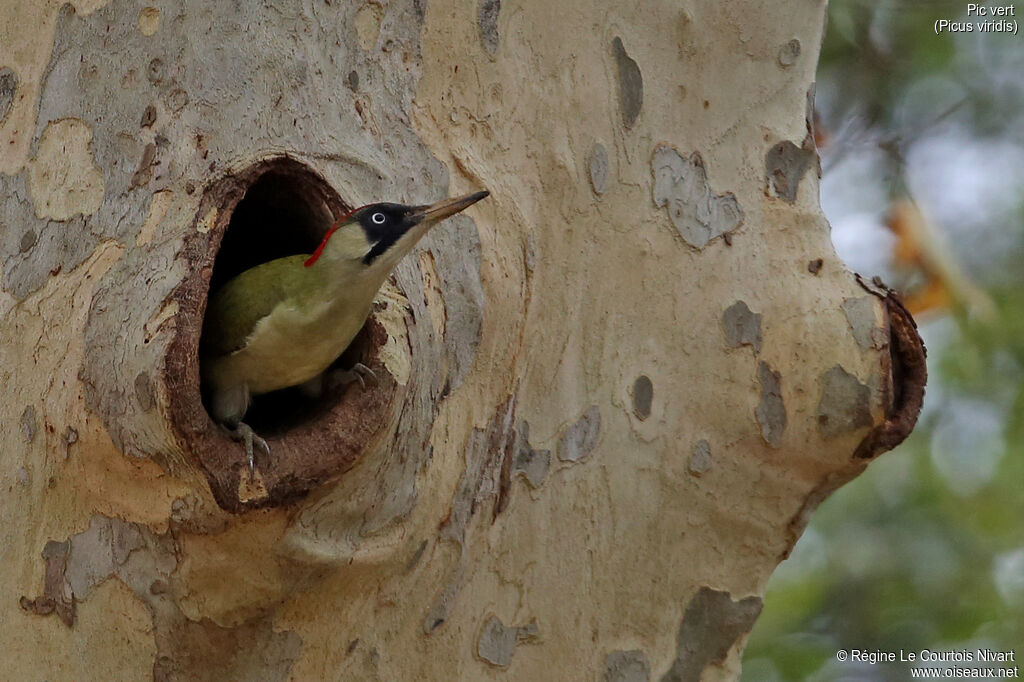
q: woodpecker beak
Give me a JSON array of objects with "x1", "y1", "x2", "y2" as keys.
[{"x1": 409, "y1": 190, "x2": 489, "y2": 226}]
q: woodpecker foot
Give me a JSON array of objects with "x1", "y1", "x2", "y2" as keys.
[
  {"x1": 330, "y1": 362, "x2": 378, "y2": 391},
  {"x1": 224, "y1": 421, "x2": 270, "y2": 480}
]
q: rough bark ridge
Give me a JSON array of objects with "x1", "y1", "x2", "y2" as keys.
[{"x1": 0, "y1": 0, "x2": 924, "y2": 680}]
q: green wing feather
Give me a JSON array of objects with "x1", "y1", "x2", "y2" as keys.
[{"x1": 201, "y1": 255, "x2": 310, "y2": 357}]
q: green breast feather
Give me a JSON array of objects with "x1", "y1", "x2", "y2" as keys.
[{"x1": 201, "y1": 255, "x2": 311, "y2": 357}]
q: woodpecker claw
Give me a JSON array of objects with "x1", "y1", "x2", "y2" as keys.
[
  {"x1": 224, "y1": 421, "x2": 270, "y2": 480},
  {"x1": 332, "y1": 362, "x2": 378, "y2": 391}
]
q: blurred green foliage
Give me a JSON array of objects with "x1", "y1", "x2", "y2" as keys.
[
  {"x1": 742, "y1": 2, "x2": 1024, "y2": 679},
  {"x1": 820, "y1": 1, "x2": 960, "y2": 128}
]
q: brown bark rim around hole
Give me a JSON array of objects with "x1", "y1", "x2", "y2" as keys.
[
  {"x1": 853, "y1": 289, "x2": 928, "y2": 459},
  {"x1": 165, "y1": 155, "x2": 400, "y2": 512}
]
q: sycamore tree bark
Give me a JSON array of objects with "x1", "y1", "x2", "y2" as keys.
[{"x1": 0, "y1": 0, "x2": 925, "y2": 680}]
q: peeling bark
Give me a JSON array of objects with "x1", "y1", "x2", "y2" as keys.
[{"x1": 663, "y1": 588, "x2": 764, "y2": 682}]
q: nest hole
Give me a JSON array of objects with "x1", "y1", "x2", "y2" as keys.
[
  {"x1": 199, "y1": 159, "x2": 384, "y2": 437},
  {"x1": 207, "y1": 167, "x2": 337, "y2": 292},
  {"x1": 166, "y1": 157, "x2": 399, "y2": 511},
  {"x1": 199, "y1": 160, "x2": 376, "y2": 436}
]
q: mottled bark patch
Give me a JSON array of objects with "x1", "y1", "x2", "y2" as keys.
[
  {"x1": 429, "y1": 214, "x2": 485, "y2": 394},
  {"x1": 605, "y1": 649, "x2": 651, "y2": 682},
  {"x1": 27, "y1": 119, "x2": 105, "y2": 221},
  {"x1": 131, "y1": 142, "x2": 158, "y2": 187},
  {"x1": 512, "y1": 421, "x2": 550, "y2": 488},
  {"x1": 454, "y1": 394, "x2": 518, "y2": 537},
  {"x1": 652, "y1": 146, "x2": 743, "y2": 249},
  {"x1": 427, "y1": 395, "x2": 518, "y2": 632},
  {"x1": 722, "y1": 301, "x2": 762, "y2": 353},
  {"x1": 354, "y1": 4, "x2": 384, "y2": 50},
  {"x1": 19, "y1": 540, "x2": 74, "y2": 627},
  {"x1": 777, "y1": 38, "x2": 801, "y2": 67},
  {"x1": 3, "y1": 209, "x2": 97, "y2": 300},
  {"x1": 764, "y1": 139, "x2": 815, "y2": 203},
  {"x1": 0, "y1": 67, "x2": 16, "y2": 124},
  {"x1": 23, "y1": 515, "x2": 303, "y2": 680},
  {"x1": 558, "y1": 405, "x2": 601, "y2": 462},
  {"x1": 424, "y1": 570, "x2": 463, "y2": 634},
  {"x1": 20, "y1": 404, "x2": 37, "y2": 443},
  {"x1": 688, "y1": 440, "x2": 711, "y2": 476},
  {"x1": 140, "y1": 104, "x2": 157, "y2": 128},
  {"x1": 477, "y1": 615, "x2": 539, "y2": 667},
  {"x1": 816, "y1": 365, "x2": 872, "y2": 439},
  {"x1": 478, "y1": 0, "x2": 501, "y2": 56},
  {"x1": 661, "y1": 588, "x2": 763, "y2": 682},
  {"x1": 154, "y1": 616, "x2": 302, "y2": 682},
  {"x1": 137, "y1": 7, "x2": 161, "y2": 36},
  {"x1": 61, "y1": 425, "x2": 78, "y2": 459},
  {"x1": 632, "y1": 375, "x2": 653, "y2": 420},
  {"x1": 134, "y1": 371, "x2": 156, "y2": 411},
  {"x1": 806, "y1": 85, "x2": 818, "y2": 147},
  {"x1": 612, "y1": 37, "x2": 643, "y2": 129},
  {"x1": 64, "y1": 516, "x2": 148, "y2": 598},
  {"x1": 19, "y1": 228, "x2": 36, "y2": 252},
  {"x1": 589, "y1": 142, "x2": 609, "y2": 195},
  {"x1": 842, "y1": 296, "x2": 887, "y2": 350},
  {"x1": 756, "y1": 362, "x2": 786, "y2": 448},
  {"x1": 425, "y1": 401, "x2": 552, "y2": 634}
]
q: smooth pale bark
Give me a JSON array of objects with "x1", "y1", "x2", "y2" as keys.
[{"x1": 0, "y1": 1, "x2": 924, "y2": 680}]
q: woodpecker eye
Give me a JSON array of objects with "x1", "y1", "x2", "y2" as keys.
[{"x1": 371, "y1": 212, "x2": 386, "y2": 225}]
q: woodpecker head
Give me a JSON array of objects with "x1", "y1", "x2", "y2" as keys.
[{"x1": 305, "y1": 190, "x2": 489, "y2": 271}]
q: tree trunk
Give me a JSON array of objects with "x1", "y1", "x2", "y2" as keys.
[{"x1": 0, "y1": 1, "x2": 924, "y2": 680}]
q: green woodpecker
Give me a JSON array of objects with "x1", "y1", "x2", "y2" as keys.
[{"x1": 201, "y1": 190, "x2": 489, "y2": 475}]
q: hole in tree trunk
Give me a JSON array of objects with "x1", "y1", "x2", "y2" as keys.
[
  {"x1": 206, "y1": 168, "x2": 339, "y2": 293},
  {"x1": 199, "y1": 164, "x2": 370, "y2": 437},
  {"x1": 166, "y1": 156, "x2": 400, "y2": 512}
]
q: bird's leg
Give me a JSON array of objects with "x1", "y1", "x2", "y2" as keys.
[
  {"x1": 326, "y1": 362, "x2": 378, "y2": 391},
  {"x1": 223, "y1": 421, "x2": 270, "y2": 479},
  {"x1": 209, "y1": 384, "x2": 266, "y2": 477}
]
